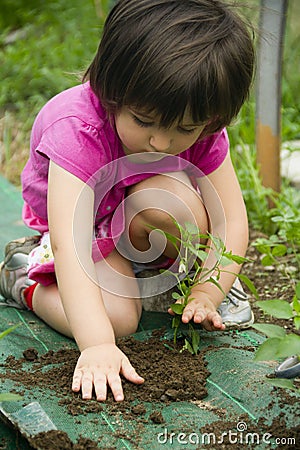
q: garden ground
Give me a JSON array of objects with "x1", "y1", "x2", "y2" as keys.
[{"x1": 0, "y1": 175, "x2": 299, "y2": 450}]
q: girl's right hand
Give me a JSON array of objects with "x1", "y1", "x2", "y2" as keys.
[{"x1": 71, "y1": 343, "x2": 144, "y2": 402}]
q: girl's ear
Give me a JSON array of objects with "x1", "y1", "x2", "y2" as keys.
[
  {"x1": 199, "y1": 116, "x2": 223, "y2": 139},
  {"x1": 195, "y1": 120, "x2": 212, "y2": 141}
]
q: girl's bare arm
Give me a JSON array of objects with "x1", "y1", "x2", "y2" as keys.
[
  {"x1": 47, "y1": 161, "x2": 143, "y2": 400},
  {"x1": 48, "y1": 160, "x2": 115, "y2": 348},
  {"x1": 180, "y1": 152, "x2": 249, "y2": 328}
]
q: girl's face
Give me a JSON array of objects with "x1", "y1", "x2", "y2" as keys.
[{"x1": 115, "y1": 106, "x2": 206, "y2": 162}]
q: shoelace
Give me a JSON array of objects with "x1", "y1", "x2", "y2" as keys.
[{"x1": 226, "y1": 286, "x2": 248, "y2": 306}]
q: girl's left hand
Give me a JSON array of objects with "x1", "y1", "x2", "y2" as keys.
[{"x1": 168, "y1": 293, "x2": 226, "y2": 332}]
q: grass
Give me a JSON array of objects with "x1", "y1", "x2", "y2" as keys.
[
  {"x1": 0, "y1": 0, "x2": 109, "y2": 183},
  {"x1": 0, "y1": 0, "x2": 299, "y2": 256}
]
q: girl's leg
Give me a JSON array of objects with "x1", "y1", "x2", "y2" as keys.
[
  {"x1": 32, "y1": 172, "x2": 206, "y2": 337},
  {"x1": 125, "y1": 172, "x2": 209, "y2": 258},
  {"x1": 32, "y1": 249, "x2": 142, "y2": 338}
]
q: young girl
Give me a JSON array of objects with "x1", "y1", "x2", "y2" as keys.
[{"x1": 0, "y1": 0, "x2": 255, "y2": 402}]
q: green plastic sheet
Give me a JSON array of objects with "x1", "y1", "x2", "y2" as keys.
[{"x1": 1, "y1": 175, "x2": 299, "y2": 449}]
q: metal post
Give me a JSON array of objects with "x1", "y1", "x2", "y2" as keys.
[{"x1": 256, "y1": 0, "x2": 288, "y2": 192}]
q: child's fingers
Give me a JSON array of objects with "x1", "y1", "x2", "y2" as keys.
[
  {"x1": 72, "y1": 368, "x2": 94, "y2": 399},
  {"x1": 181, "y1": 307, "x2": 195, "y2": 323},
  {"x1": 72, "y1": 368, "x2": 83, "y2": 393},
  {"x1": 210, "y1": 311, "x2": 225, "y2": 329},
  {"x1": 81, "y1": 371, "x2": 94, "y2": 400},
  {"x1": 121, "y1": 357, "x2": 144, "y2": 385},
  {"x1": 73, "y1": 368, "x2": 124, "y2": 402},
  {"x1": 107, "y1": 372, "x2": 124, "y2": 402},
  {"x1": 71, "y1": 344, "x2": 141, "y2": 402},
  {"x1": 93, "y1": 373, "x2": 107, "y2": 401},
  {"x1": 181, "y1": 303, "x2": 225, "y2": 331},
  {"x1": 202, "y1": 312, "x2": 225, "y2": 331}
]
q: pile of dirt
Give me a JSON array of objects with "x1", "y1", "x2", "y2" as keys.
[
  {"x1": 1, "y1": 331, "x2": 211, "y2": 449},
  {"x1": 2, "y1": 331, "x2": 210, "y2": 407},
  {"x1": 27, "y1": 431, "x2": 100, "y2": 450}
]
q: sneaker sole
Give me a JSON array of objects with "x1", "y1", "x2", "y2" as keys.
[{"x1": 222, "y1": 311, "x2": 255, "y2": 330}]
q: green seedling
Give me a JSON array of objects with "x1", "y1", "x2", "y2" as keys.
[
  {"x1": 155, "y1": 221, "x2": 257, "y2": 354},
  {"x1": 0, "y1": 322, "x2": 21, "y2": 340}
]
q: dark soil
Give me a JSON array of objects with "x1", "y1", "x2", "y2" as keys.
[
  {"x1": 1, "y1": 230, "x2": 299, "y2": 449},
  {"x1": 243, "y1": 230, "x2": 299, "y2": 335},
  {"x1": 2, "y1": 331, "x2": 210, "y2": 405},
  {"x1": 198, "y1": 413, "x2": 300, "y2": 450},
  {"x1": 27, "y1": 431, "x2": 99, "y2": 450},
  {"x1": 1, "y1": 332, "x2": 210, "y2": 449}
]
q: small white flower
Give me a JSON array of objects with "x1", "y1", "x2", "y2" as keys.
[{"x1": 179, "y1": 261, "x2": 187, "y2": 274}]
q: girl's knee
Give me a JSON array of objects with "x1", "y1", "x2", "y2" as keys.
[
  {"x1": 127, "y1": 172, "x2": 209, "y2": 234},
  {"x1": 111, "y1": 301, "x2": 142, "y2": 337}
]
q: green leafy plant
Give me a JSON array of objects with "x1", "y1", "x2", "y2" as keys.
[
  {"x1": 156, "y1": 221, "x2": 258, "y2": 355},
  {"x1": 253, "y1": 234, "x2": 289, "y2": 268},
  {"x1": 251, "y1": 204, "x2": 300, "y2": 391},
  {"x1": 253, "y1": 284, "x2": 300, "y2": 360},
  {"x1": 252, "y1": 283, "x2": 300, "y2": 392},
  {"x1": 252, "y1": 209, "x2": 300, "y2": 328}
]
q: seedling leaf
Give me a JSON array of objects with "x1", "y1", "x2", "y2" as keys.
[
  {"x1": 237, "y1": 273, "x2": 259, "y2": 299},
  {"x1": 265, "y1": 378, "x2": 298, "y2": 392},
  {"x1": 261, "y1": 255, "x2": 274, "y2": 266},
  {"x1": 276, "y1": 334, "x2": 300, "y2": 358},
  {"x1": 294, "y1": 317, "x2": 300, "y2": 330},
  {"x1": 0, "y1": 393, "x2": 23, "y2": 401},
  {"x1": 223, "y1": 253, "x2": 249, "y2": 265},
  {"x1": 256, "y1": 299, "x2": 293, "y2": 319},
  {"x1": 253, "y1": 337, "x2": 282, "y2": 361},
  {"x1": 271, "y1": 244, "x2": 287, "y2": 257},
  {"x1": 191, "y1": 330, "x2": 200, "y2": 355},
  {"x1": 170, "y1": 303, "x2": 185, "y2": 315},
  {"x1": 219, "y1": 255, "x2": 234, "y2": 267},
  {"x1": 292, "y1": 295, "x2": 300, "y2": 314},
  {"x1": 196, "y1": 250, "x2": 208, "y2": 262},
  {"x1": 180, "y1": 339, "x2": 194, "y2": 354},
  {"x1": 252, "y1": 323, "x2": 286, "y2": 338},
  {"x1": 183, "y1": 222, "x2": 200, "y2": 235},
  {"x1": 0, "y1": 323, "x2": 21, "y2": 339}
]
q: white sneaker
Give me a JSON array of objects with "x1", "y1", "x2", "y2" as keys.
[
  {"x1": 217, "y1": 278, "x2": 254, "y2": 329},
  {"x1": 0, "y1": 236, "x2": 40, "y2": 308}
]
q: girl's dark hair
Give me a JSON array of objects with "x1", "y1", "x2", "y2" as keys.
[{"x1": 84, "y1": 0, "x2": 255, "y2": 135}]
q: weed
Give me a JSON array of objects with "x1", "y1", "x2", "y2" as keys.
[{"x1": 0, "y1": 322, "x2": 21, "y2": 340}]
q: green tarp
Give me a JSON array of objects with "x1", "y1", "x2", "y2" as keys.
[{"x1": 0, "y1": 175, "x2": 299, "y2": 449}]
